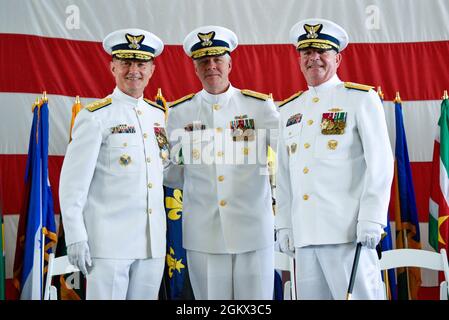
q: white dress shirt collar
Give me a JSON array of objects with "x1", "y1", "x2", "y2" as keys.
[
  {"x1": 308, "y1": 74, "x2": 342, "y2": 94},
  {"x1": 112, "y1": 87, "x2": 144, "y2": 107}
]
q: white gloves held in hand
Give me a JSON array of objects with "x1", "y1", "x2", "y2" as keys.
[
  {"x1": 67, "y1": 240, "x2": 92, "y2": 276},
  {"x1": 356, "y1": 220, "x2": 383, "y2": 249},
  {"x1": 277, "y1": 228, "x2": 295, "y2": 257},
  {"x1": 170, "y1": 142, "x2": 184, "y2": 165}
]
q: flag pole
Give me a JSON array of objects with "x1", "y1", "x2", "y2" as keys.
[
  {"x1": 40, "y1": 91, "x2": 48, "y2": 300},
  {"x1": 31, "y1": 96, "x2": 41, "y2": 299}
]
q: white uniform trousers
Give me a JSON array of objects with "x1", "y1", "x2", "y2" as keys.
[
  {"x1": 86, "y1": 257, "x2": 164, "y2": 300},
  {"x1": 295, "y1": 242, "x2": 383, "y2": 300},
  {"x1": 187, "y1": 245, "x2": 274, "y2": 300}
]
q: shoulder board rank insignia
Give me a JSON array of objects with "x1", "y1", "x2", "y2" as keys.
[
  {"x1": 169, "y1": 93, "x2": 195, "y2": 109},
  {"x1": 86, "y1": 97, "x2": 112, "y2": 112},
  {"x1": 344, "y1": 82, "x2": 374, "y2": 92},
  {"x1": 278, "y1": 91, "x2": 303, "y2": 108},
  {"x1": 241, "y1": 89, "x2": 270, "y2": 101},
  {"x1": 144, "y1": 98, "x2": 165, "y2": 113}
]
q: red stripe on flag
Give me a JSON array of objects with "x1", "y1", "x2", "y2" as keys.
[
  {"x1": 385, "y1": 161, "x2": 433, "y2": 223},
  {"x1": 410, "y1": 161, "x2": 433, "y2": 223},
  {"x1": 0, "y1": 154, "x2": 63, "y2": 215},
  {"x1": 1, "y1": 34, "x2": 449, "y2": 101}
]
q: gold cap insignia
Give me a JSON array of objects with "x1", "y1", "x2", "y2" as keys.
[
  {"x1": 304, "y1": 24, "x2": 323, "y2": 39},
  {"x1": 197, "y1": 31, "x2": 215, "y2": 47},
  {"x1": 126, "y1": 34, "x2": 145, "y2": 50}
]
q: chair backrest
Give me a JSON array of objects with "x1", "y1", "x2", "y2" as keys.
[
  {"x1": 379, "y1": 248, "x2": 449, "y2": 300},
  {"x1": 274, "y1": 251, "x2": 296, "y2": 300},
  {"x1": 44, "y1": 253, "x2": 80, "y2": 300}
]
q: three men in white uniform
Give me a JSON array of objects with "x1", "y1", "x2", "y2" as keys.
[
  {"x1": 275, "y1": 19, "x2": 394, "y2": 299},
  {"x1": 165, "y1": 26, "x2": 279, "y2": 299},
  {"x1": 59, "y1": 28, "x2": 168, "y2": 299}
]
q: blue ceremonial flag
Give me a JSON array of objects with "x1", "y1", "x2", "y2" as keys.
[
  {"x1": 164, "y1": 187, "x2": 189, "y2": 299},
  {"x1": 273, "y1": 270, "x2": 283, "y2": 300},
  {"x1": 391, "y1": 94, "x2": 422, "y2": 300},
  {"x1": 12, "y1": 96, "x2": 57, "y2": 300}
]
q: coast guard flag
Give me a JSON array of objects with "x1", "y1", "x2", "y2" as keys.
[{"x1": 12, "y1": 98, "x2": 57, "y2": 300}]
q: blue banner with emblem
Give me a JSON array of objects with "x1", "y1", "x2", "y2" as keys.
[{"x1": 164, "y1": 187, "x2": 191, "y2": 299}]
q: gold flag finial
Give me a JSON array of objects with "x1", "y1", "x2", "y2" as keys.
[
  {"x1": 269, "y1": 93, "x2": 273, "y2": 100},
  {"x1": 443, "y1": 90, "x2": 448, "y2": 100},
  {"x1": 32, "y1": 97, "x2": 39, "y2": 112},
  {"x1": 157, "y1": 88, "x2": 162, "y2": 97},
  {"x1": 75, "y1": 95, "x2": 80, "y2": 104},
  {"x1": 377, "y1": 86, "x2": 384, "y2": 100},
  {"x1": 394, "y1": 91, "x2": 401, "y2": 103}
]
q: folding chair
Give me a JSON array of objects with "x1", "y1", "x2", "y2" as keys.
[
  {"x1": 274, "y1": 251, "x2": 296, "y2": 300},
  {"x1": 379, "y1": 248, "x2": 449, "y2": 300},
  {"x1": 44, "y1": 253, "x2": 80, "y2": 300}
]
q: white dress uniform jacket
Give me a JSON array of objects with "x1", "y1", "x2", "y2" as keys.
[
  {"x1": 276, "y1": 75, "x2": 394, "y2": 247},
  {"x1": 59, "y1": 87, "x2": 167, "y2": 259},
  {"x1": 166, "y1": 85, "x2": 279, "y2": 254}
]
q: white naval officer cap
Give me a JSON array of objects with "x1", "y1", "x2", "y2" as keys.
[
  {"x1": 289, "y1": 18, "x2": 349, "y2": 53},
  {"x1": 102, "y1": 28, "x2": 164, "y2": 61},
  {"x1": 183, "y1": 25, "x2": 238, "y2": 59}
]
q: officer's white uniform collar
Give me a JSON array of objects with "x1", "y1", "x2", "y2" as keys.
[
  {"x1": 199, "y1": 84, "x2": 236, "y2": 104},
  {"x1": 308, "y1": 74, "x2": 342, "y2": 93},
  {"x1": 112, "y1": 87, "x2": 144, "y2": 107}
]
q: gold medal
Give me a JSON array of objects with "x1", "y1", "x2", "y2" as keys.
[{"x1": 119, "y1": 154, "x2": 132, "y2": 166}]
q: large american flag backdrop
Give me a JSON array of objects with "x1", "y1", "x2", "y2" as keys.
[{"x1": 1, "y1": 0, "x2": 449, "y2": 294}]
